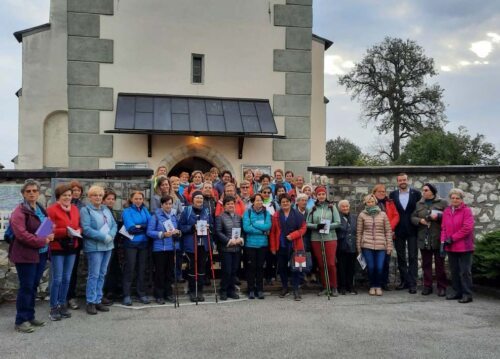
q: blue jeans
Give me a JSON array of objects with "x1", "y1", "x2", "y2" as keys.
[
  {"x1": 362, "y1": 249, "x2": 386, "y2": 288},
  {"x1": 86, "y1": 250, "x2": 112, "y2": 304},
  {"x1": 49, "y1": 254, "x2": 76, "y2": 307},
  {"x1": 15, "y1": 252, "x2": 48, "y2": 325}
]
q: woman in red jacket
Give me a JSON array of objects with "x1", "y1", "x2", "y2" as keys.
[
  {"x1": 373, "y1": 184, "x2": 400, "y2": 291},
  {"x1": 47, "y1": 183, "x2": 81, "y2": 321},
  {"x1": 270, "y1": 194, "x2": 307, "y2": 301},
  {"x1": 441, "y1": 188, "x2": 475, "y2": 303}
]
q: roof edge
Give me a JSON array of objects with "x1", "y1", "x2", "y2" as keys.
[
  {"x1": 14, "y1": 23, "x2": 51, "y2": 43},
  {"x1": 312, "y1": 33, "x2": 333, "y2": 50}
]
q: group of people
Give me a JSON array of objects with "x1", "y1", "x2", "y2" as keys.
[{"x1": 7, "y1": 168, "x2": 475, "y2": 334}]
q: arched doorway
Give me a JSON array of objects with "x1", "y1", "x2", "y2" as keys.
[{"x1": 168, "y1": 156, "x2": 214, "y2": 177}]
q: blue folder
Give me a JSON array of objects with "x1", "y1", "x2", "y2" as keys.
[{"x1": 35, "y1": 218, "x2": 54, "y2": 237}]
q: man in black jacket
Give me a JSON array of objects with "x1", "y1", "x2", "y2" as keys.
[{"x1": 389, "y1": 173, "x2": 422, "y2": 294}]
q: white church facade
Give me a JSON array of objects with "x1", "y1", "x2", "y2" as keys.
[{"x1": 14, "y1": 0, "x2": 331, "y2": 179}]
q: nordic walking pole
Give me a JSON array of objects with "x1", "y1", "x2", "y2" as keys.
[
  {"x1": 206, "y1": 231, "x2": 218, "y2": 304},
  {"x1": 320, "y1": 239, "x2": 331, "y2": 300},
  {"x1": 194, "y1": 230, "x2": 199, "y2": 305},
  {"x1": 173, "y1": 234, "x2": 179, "y2": 308}
]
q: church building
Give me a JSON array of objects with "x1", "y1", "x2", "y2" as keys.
[{"x1": 14, "y1": 0, "x2": 332, "y2": 179}]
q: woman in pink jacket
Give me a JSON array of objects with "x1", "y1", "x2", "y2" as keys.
[{"x1": 440, "y1": 188, "x2": 475, "y2": 303}]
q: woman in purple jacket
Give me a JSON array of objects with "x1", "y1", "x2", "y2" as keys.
[
  {"x1": 440, "y1": 188, "x2": 475, "y2": 303},
  {"x1": 9, "y1": 179, "x2": 54, "y2": 333}
]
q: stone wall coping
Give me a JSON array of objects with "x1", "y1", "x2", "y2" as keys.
[
  {"x1": 0, "y1": 169, "x2": 153, "y2": 180},
  {"x1": 308, "y1": 166, "x2": 500, "y2": 175}
]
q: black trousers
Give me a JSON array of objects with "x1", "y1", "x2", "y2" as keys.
[
  {"x1": 67, "y1": 247, "x2": 81, "y2": 300},
  {"x1": 245, "y1": 247, "x2": 267, "y2": 293},
  {"x1": 122, "y1": 247, "x2": 148, "y2": 297},
  {"x1": 186, "y1": 247, "x2": 207, "y2": 294},
  {"x1": 103, "y1": 248, "x2": 123, "y2": 298},
  {"x1": 337, "y1": 251, "x2": 356, "y2": 291},
  {"x1": 152, "y1": 251, "x2": 174, "y2": 299},
  {"x1": 220, "y1": 251, "x2": 241, "y2": 294},
  {"x1": 264, "y1": 251, "x2": 277, "y2": 281},
  {"x1": 448, "y1": 251, "x2": 473, "y2": 297},
  {"x1": 394, "y1": 235, "x2": 418, "y2": 287}
]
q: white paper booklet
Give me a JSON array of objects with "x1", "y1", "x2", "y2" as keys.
[
  {"x1": 357, "y1": 253, "x2": 367, "y2": 270},
  {"x1": 196, "y1": 220, "x2": 208, "y2": 236},
  {"x1": 163, "y1": 219, "x2": 175, "y2": 232},
  {"x1": 67, "y1": 227, "x2": 82, "y2": 238},
  {"x1": 319, "y1": 219, "x2": 331, "y2": 234},
  {"x1": 119, "y1": 225, "x2": 134, "y2": 240},
  {"x1": 231, "y1": 228, "x2": 241, "y2": 240}
]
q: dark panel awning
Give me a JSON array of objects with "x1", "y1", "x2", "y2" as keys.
[{"x1": 105, "y1": 93, "x2": 282, "y2": 138}]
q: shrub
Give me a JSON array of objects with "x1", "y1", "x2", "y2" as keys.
[{"x1": 473, "y1": 231, "x2": 500, "y2": 283}]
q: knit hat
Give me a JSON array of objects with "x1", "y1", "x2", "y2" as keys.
[
  {"x1": 315, "y1": 186, "x2": 327, "y2": 195},
  {"x1": 192, "y1": 190, "x2": 203, "y2": 199},
  {"x1": 424, "y1": 183, "x2": 437, "y2": 196}
]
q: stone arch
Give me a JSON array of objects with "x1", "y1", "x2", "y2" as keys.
[
  {"x1": 159, "y1": 143, "x2": 234, "y2": 175},
  {"x1": 43, "y1": 110, "x2": 68, "y2": 168}
]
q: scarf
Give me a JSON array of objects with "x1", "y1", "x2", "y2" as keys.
[{"x1": 365, "y1": 205, "x2": 381, "y2": 216}]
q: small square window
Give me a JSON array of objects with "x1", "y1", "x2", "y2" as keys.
[{"x1": 192, "y1": 54, "x2": 204, "y2": 84}]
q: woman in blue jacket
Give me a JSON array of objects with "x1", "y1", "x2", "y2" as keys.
[
  {"x1": 80, "y1": 185, "x2": 117, "y2": 315},
  {"x1": 121, "y1": 191, "x2": 151, "y2": 306},
  {"x1": 242, "y1": 193, "x2": 272, "y2": 299},
  {"x1": 178, "y1": 191, "x2": 213, "y2": 302},
  {"x1": 147, "y1": 195, "x2": 181, "y2": 304}
]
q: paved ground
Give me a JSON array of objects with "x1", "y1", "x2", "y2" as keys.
[{"x1": 1, "y1": 290, "x2": 499, "y2": 359}]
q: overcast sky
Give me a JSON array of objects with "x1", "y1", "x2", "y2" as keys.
[{"x1": 0, "y1": 0, "x2": 499, "y2": 168}]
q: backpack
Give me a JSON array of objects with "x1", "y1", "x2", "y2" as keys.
[{"x1": 3, "y1": 222, "x2": 15, "y2": 244}]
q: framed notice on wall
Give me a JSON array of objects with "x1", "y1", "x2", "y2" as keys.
[
  {"x1": 241, "y1": 165, "x2": 272, "y2": 181},
  {"x1": 0, "y1": 184, "x2": 23, "y2": 238}
]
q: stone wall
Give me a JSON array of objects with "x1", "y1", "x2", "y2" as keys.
[
  {"x1": 308, "y1": 165, "x2": 500, "y2": 234},
  {"x1": 0, "y1": 169, "x2": 153, "y2": 303}
]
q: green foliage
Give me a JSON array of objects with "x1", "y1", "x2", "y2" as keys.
[
  {"x1": 398, "y1": 127, "x2": 499, "y2": 165},
  {"x1": 338, "y1": 37, "x2": 447, "y2": 161},
  {"x1": 355, "y1": 153, "x2": 389, "y2": 166},
  {"x1": 326, "y1": 137, "x2": 362, "y2": 166},
  {"x1": 473, "y1": 231, "x2": 500, "y2": 281}
]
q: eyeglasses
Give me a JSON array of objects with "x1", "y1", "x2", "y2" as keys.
[
  {"x1": 24, "y1": 189, "x2": 39, "y2": 194},
  {"x1": 262, "y1": 191, "x2": 271, "y2": 194},
  {"x1": 240, "y1": 186, "x2": 249, "y2": 189}
]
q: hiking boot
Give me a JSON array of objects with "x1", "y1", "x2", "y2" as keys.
[
  {"x1": 458, "y1": 296, "x2": 473, "y2": 304},
  {"x1": 59, "y1": 305, "x2": 72, "y2": 318},
  {"x1": 228, "y1": 292, "x2": 240, "y2": 300},
  {"x1": 49, "y1": 307, "x2": 62, "y2": 321},
  {"x1": 248, "y1": 291, "x2": 255, "y2": 299},
  {"x1": 189, "y1": 292, "x2": 198, "y2": 302},
  {"x1": 437, "y1": 288, "x2": 446, "y2": 297},
  {"x1": 197, "y1": 293, "x2": 205, "y2": 302},
  {"x1": 446, "y1": 294, "x2": 461, "y2": 300},
  {"x1": 279, "y1": 288, "x2": 289, "y2": 298},
  {"x1": 101, "y1": 297, "x2": 114, "y2": 306},
  {"x1": 30, "y1": 318, "x2": 46, "y2": 327},
  {"x1": 293, "y1": 290, "x2": 301, "y2": 301},
  {"x1": 421, "y1": 287, "x2": 433, "y2": 296},
  {"x1": 220, "y1": 293, "x2": 228, "y2": 301},
  {"x1": 122, "y1": 296, "x2": 132, "y2": 306},
  {"x1": 15, "y1": 322, "x2": 35, "y2": 333},
  {"x1": 317, "y1": 288, "x2": 329, "y2": 296},
  {"x1": 96, "y1": 303, "x2": 110, "y2": 312},
  {"x1": 165, "y1": 295, "x2": 175, "y2": 303},
  {"x1": 86, "y1": 303, "x2": 97, "y2": 315},
  {"x1": 68, "y1": 298, "x2": 79, "y2": 310},
  {"x1": 139, "y1": 296, "x2": 151, "y2": 304},
  {"x1": 331, "y1": 288, "x2": 339, "y2": 297},
  {"x1": 257, "y1": 291, "x2": 265, "y2": 300},
  {"x1": 156, "y1": 297, "x2": 166, "y2": 305}
]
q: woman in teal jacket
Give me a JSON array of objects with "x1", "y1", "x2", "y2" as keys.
[
  {"x1": 243, "y1": 193, "x2": 272, "y2": 299},
  {"x1": 81, "y1": 185, "x2": 117, "y2": 315},
  {"x1": 121, "y1": 190, "x2": 152, "y2": 306}
]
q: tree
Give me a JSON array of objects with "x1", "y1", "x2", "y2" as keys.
[
  {"x1": 326, "y1": 137, "x2": 362, "y2": 166},
  {"x1": 339, "y1": 37, "x2": 447, "y2": 161},
  {"x1": 398, "y1": 127, "x2": 499, "y2": 165}
]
